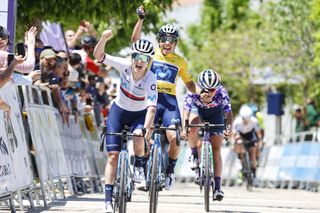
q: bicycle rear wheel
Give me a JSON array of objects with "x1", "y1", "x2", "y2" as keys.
[
  {"x1": 118, "y1": 152, "x2": 127, "y2": 213},
  {"x1": 149, "y1": 146, "x2": 159, "y2": 213},
  {"x1": 204, "y1": 142, "x2": 210, "y2": 212}
]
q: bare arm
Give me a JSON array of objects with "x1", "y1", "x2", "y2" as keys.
[
  {"x1": 224, "y1": 111, "x2": 233, "y2": 137},
  {"x1": 185, "y1": 81, "x2": 202, "y2": 93},
  {"x1": 144, "y1": 106, "x2": 156, "y2": 129},
  {"x1": 131, "y1": 5, "x2": 145, "y2": 42},
  {"x1": 144, "y1": 106, "x2": 156, "y2": 139},
  {"x1": 93, "y1": 30, "x2": 112, "y2": 61}
]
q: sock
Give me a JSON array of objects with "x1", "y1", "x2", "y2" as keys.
[
  {"x1": 166, "y1": 158, "x2": 177, "y2": 174},
  {"x1": 252, "y1": 167, "x2": 256, "y2": 178},
  {"x1": 191, "y1": 147, "x2": 198, "y2": 158},
  {"x1": 105, "y1": 184, "x2": 113, "y2": 203},
  {"x1": 214, "y1": 177, "x2": 221, "y2": 191},
  {"x1": 134, "y1": 155, "x2": 144, "y2": 167}
]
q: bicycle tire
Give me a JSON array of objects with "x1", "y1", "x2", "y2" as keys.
[
  {"x1": 243, "y1": 151, "x2": 253, "y2": 191},
  {"x1": 204, "y1": 142, "x2": 210, "y2": 212},
  {"x1": 149, "y1": 146, "x2": 159, "y2": 213},
  {"x1": 118, "y1": 152, "x2": 127, "y2": 213}
]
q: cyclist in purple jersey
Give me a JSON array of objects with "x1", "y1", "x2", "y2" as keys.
[{"x1": 181, "y1": 69, "x2": 233, "y2": 201}]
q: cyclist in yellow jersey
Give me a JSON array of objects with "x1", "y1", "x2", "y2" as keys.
[{"x1": 132, "y1": 5, "x2": 199, "y2": 190}]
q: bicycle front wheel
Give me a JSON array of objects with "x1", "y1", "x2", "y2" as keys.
[
  {"x1": 149, "y1": 146, "x2": 159, "y2": 213},
  {"x1": 118, "y1": 152, "x2": 127, "y2": 213},
  {"x1": 243, "y1": 151, "x2": 253, "y2": 191},
  {"x1": 204, "y1": 142, "x2": 210, "y2": 212}
]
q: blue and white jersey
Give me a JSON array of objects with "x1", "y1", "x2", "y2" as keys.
[{"x1": 101, "y1": 54, "x2": 158, "y2": 111}]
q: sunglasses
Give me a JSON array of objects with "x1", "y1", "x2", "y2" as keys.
[
  {"x1": 200, "y1": 88, "x2": 216, "y2": 94},
  {"x1": 132, "y1": 52, "x2": 151, "y2": 63},
  {"x1": 159, "y1": 36, "x2": 178, "y2": 44}
]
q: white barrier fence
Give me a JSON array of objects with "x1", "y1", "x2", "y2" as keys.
[
  {"x1": 0, "y1": 82, "x2": 33, "y2": 195},
  {"x1": 0, "y1": 83, "x2": 106, "y2": 212}
]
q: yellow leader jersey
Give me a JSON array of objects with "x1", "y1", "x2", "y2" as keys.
[{"x1": 151, "y1": 48, "x2": 192, "y2": 96}]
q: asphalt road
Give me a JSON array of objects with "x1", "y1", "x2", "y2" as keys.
[{"x1": 1, "y1": 182, "x2": 315, "y2": 213}]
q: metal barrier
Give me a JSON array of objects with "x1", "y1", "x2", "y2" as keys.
[{"x1": 0, "y1": 83, "x2": 106, "y2": 212}]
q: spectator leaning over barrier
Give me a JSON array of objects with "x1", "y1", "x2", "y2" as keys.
[
  {"x1": 94, "y1": 29, "x2": 157, "y2": 213},
  {"x1": 34, "y1": 50, "x2": 70, "y2": 123},
  {"x1": 0, "y1": 25, "x2": 37, "y2": 74}
]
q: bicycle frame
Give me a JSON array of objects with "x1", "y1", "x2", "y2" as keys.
[
  {"x1": 106, "y1": 127, "x2": 146, "y2": 213},
  {"x1": 186, "y1": 121, "x2": 224, "y2": 212},
  {"x1": 146, "y1": 121, "x2": 180, "y2": 213}
]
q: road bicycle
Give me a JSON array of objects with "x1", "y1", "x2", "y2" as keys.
[
  {"x1": 146, "y1": 119, "x2": 180, "y2": 213},
  {"x1": 236, "y1": 138, "x2": 256, "y2": 191},
  {"x1": 185, "y1": 121, "x2": 224, "y2": 212},
  {"x1": 104, "y1": 126, "x2": 147, "y2": 213}
]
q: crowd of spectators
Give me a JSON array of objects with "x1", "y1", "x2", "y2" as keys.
[{"x1": 0, "y1": 22, "x2": 118, "y2": 128}]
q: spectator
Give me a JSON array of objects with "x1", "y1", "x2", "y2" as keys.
[
  {"x1": 294, "y1": 107, "x2": 307, "y2": 132},
  {"x1": 0, "y1": 25, "x2": 37, "y2": 73},
  {"x1": 0, "y1": 55, "x2": 24, "y2": 87},
  {"x1": 65, "y1": 20, "x2": 96, "y2": 50},
  {"x1": 34, "y1": 38, "x2": 44, "y2": 70},
  {"x1": 304, "y1": 98, "x2": 318, "y2": 130},
  {"x1": 73, "y1": 35, "x2": 100, "y2": 75}
]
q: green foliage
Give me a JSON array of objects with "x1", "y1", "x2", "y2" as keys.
[
  {"x1": 16, "y1": 0, "x2": 173, "y2": 53},
  {"x1": 183, "y1": 0, "x2": 320, "y2": 112}
]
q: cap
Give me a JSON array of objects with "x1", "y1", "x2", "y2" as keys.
[{"x1": 40, "y1": 49, "x2": 56, "y2": 59}]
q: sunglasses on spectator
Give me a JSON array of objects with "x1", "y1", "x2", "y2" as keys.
[
  {"x1": 159, "y1": 36, "x2": 178, "y2": 44},
  {"x1": 132, "y1": 52, "x2": 151, "y2": 63}
]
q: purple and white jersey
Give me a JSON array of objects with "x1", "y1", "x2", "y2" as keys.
[
  {"x1": 101, "y1": 54, "x2": 158, "y2": 111},
  {"x1": 183, "y1": 85, "x2": 231, "y2": 113}
]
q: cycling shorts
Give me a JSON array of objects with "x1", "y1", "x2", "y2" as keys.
[
  {"x1": 238, "y1": 130, "x2": 258, "y2": 148},
  {"x1": 105, "y1": 103, "x2": 146, "y2": 152},
  {"x1": 155, "y1": 93, "x2": 181, "y2": 127},
  {"x1": 197, "y1": 105, "x2": 225, "y2": 136}
]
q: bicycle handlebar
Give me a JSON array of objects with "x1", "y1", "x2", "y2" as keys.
[
  {"x1": 151, "y1": 121, "x2": 181, "y2": 146},
  {"x1": 185, "y1": 120, "x2": 225, "y2": 134}
]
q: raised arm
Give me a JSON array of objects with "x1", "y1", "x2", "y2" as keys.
[
  {"x1": 93, "y1": 30, "x2": 112, "y2": 61},
  {"x1": 15, "y1": 26, "x2": 37, "y2": 73},
  {"x1": 131, "y1": 5, "x2": 145, "y2": 43}
]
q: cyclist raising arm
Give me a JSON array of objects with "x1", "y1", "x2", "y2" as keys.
[
  {"x1": 131, "y1": 5, "x2": 200, "y2": 190},
  {"x1": 94, "y1": 30, "x2": 157, "y2": 213},
  {"x1": 182, "y1": 69, "x2": 233, "y2": 201}
]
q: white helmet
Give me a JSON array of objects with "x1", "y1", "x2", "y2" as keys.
[
  {"x1": 157, "y1": 24, "x2": 179, "y2": 38},
  {"x1": 131, "y1": 39, "x2": 155, "y2": 58},
  {"x1": 198, "y1": 69, "x2": 221, "y2": 89},
  {"x1": 239, "y1": 105, "x2": 253, "y2": 119}
]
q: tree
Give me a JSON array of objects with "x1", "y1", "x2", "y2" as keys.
[{"x1": 16, "y1": 0, "x2": 173, "y2": 52}]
